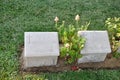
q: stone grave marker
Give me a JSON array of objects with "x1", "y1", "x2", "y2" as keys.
[
  {"x1": 78, "y1": 31, "x2": 111, "y2": 63},
  {"x1": 23, "y1": 32, "x2": 59, "y2": 68}
]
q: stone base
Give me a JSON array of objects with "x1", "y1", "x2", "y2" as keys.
[
  {"x1": 78, "y1": 54, "x2": 107, "y2": 63},
  {"x1": 24, "y1": 56, "x2": 58, "y2": 68}
]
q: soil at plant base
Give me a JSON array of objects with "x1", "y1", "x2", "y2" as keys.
[{"x1": 19, "y1": 46, "x2": 120, "y2": 73}]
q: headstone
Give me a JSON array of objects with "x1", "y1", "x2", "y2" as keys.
[
  {"x1": 23, "y1": 32, "x2": 59, "y2": 68},
  {"x1": 78, "y1": 31, "x2": 111, "y2": 63}
]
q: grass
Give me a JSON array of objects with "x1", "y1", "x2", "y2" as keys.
[
  {"x1": 0, "y1": 0, "x2": 120, "y2": 79},
  {"x1": 45, "y1": 70, "x2": 120, "y2": 80}
]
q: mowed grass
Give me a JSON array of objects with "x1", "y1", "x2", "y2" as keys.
[{"x1": 0, "y1": 0, "x2": 120, "y2": 79}]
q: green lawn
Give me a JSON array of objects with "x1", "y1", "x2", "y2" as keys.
[{"x1": 0, "y1": 0, "x2": 120, "y2": 80}]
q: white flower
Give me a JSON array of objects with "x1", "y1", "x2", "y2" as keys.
[
  {"x1": 66, "y1": 53, "x2": 69, "y2": 56},
  {"x1": 54, "y1": 16, "x2": 59, "y2": 22},
  {"x1": 65, "y1": 43, "x2": 70, "y2": 48},
  {"x1": 75, "y1": 14, "x2": 80, "y2": 21}
]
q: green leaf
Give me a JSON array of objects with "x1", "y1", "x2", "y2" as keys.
[{"x1": 60, "y1": 47, "x2": 67, "y2": 57}]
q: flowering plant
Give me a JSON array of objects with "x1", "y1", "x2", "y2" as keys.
[
  {"x1": 105, "y1": 17, "x2": 120, "y2": 53},
  {"x1": 54, "y1": 15, "x2": 90, "y2": 64},
  {"x1": 105, "y1": 17, "x2": 120, "y2": 58}
]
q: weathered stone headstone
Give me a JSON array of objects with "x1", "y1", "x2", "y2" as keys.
[
  {"x1": 78, "y1": 31, "x2": 111, "y2": 63},
  {"x1": 23, "y1": 32, "x2": 59, "y2": 68}
]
